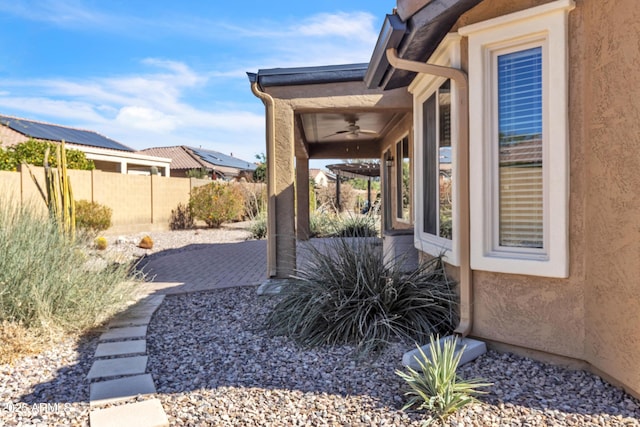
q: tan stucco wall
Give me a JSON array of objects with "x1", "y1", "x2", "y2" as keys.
[
  {"x1": 442, "y1": 0, "x2": 640, "y2": 396},
  {"x1": 0, "y1": 167, "x2": 200, "y2": 233},
  {"x1": 580, "y1": 0, "x2": 640, "y2": 396}
]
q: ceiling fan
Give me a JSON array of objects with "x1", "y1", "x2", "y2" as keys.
[{"x1": 324, "y1": 118, "x2": 378, "y2": 139}]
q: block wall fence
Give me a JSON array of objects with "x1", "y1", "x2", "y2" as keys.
[{"x1": 0, "y1": 166, "x2": 233, "y2": 234}]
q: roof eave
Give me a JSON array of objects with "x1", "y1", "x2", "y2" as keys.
[
  {"x1": 247, "y1": 64, "x2": 369, "y2": 88},
  {"x1": 366, "y1": 0, "x2": 483, "y2": 90}
]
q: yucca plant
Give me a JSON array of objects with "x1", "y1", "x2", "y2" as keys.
[
  {"x1": 264, "y1": 238, "x2": 458, "y2": 356},
  {"x1": 27, "y1": 140, "x2": 76, "y2": 240},
  {"x1": 396, "y1": 335, "x2": 492, "y2": 424}
]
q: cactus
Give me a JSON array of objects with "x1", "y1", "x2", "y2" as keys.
[{"x1": 28, "y1": 140, "x2": 76, "y2": 240}]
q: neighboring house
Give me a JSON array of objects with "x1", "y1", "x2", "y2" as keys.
[
  {"x1": 140, "y1": 146, "x2": 257, "y2": 180},
  {"x1": 0, "y1": 114, "x2": 171, "y2": 175},
  {"x1": 309, "y1": 168, "x2": 335, "y2": 187},
  {"x1": 248, "y1": 0, "x2": 640, "y2": 398}
]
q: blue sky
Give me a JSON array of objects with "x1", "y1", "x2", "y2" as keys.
[{"x1": 0, "y1": 1, "x2": 392, "y2": 166}]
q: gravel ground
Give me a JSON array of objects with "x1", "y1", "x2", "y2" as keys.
[
  {"x1": 2, "y1": 226, "x2": 640, "y2": 426},
  {"x1": 0, "y1": 332, "x2": 98, "y2": 427},
  {"x1": 148, "y1": 287, "x2": 640, "y2": 426}
]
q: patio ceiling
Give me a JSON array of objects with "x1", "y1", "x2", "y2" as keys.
[{"x1": 297, "y1": 110, "x2": 406, "y2": 159}]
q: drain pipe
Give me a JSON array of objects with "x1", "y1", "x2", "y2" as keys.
[
  {"x1": 386, "y1": 48, "x2": 472, "y2": 337},
  {"x1": 250, "y1": 81, "x2": 277, "y2": 278}
]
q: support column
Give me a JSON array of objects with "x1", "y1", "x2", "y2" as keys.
[
  {"x1": 296, "y1": 156, "x2": 310, "y2": 241},
  {"x1": 270, "y1": 99, "x2": 296, "y2": 278},
  {"x1": 336, "y1": 173, "x2": 341, "y2": 211}
]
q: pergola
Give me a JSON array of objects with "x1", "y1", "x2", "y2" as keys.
[{"x1": 326, "y1": 162, "x2": 381, "y2": 210}]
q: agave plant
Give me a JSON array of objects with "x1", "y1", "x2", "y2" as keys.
[{"x1": 396, "y1": 335, "x2": 492, "y2": 423}]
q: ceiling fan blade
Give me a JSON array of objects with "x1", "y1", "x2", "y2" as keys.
[
  {"x1": 359, "y1": 129, "x2": 379, "y2": 135},
  {"x1": 322, "y1": 130, "x2": 349, "y2": 138}
]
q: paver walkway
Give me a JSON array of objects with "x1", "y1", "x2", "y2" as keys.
[{"x1": 138, "y1": 239, "x2": 267, "y2": 294}]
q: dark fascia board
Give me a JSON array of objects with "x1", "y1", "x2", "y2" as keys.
[
  {"x1": 246, "y1": 63, "x2": 369, "y2": 88},
  {"x1": 370, "y1": 0, "x2": 483, "y2": 90},
  {"x1": 364, "y1": 14, "x2": 408, "y2": 89}
]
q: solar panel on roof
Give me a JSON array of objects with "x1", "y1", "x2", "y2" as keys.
[
  {"x1": 189, "y1": 147, "x2": 256, "y2": 171},
  {"x1": 0, "y1": 116, "x2": 134, "y2": 152}
]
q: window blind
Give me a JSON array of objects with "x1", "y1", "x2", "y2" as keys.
[{"x1": 497, "y1": 47, "x2": 543, "y2": 248}]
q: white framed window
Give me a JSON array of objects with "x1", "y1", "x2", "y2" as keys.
[
  {"x1": 460, "y1": 0, "x2": 574, "y2": 277},
  {"x1": 409, "y1": 34, "x2": 461, "y2": 266},
  {"x1": 395, "y1": 136, "x2": 411, "y2": 223}
]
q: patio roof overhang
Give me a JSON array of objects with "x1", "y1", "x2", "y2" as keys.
[{"x1": 247, "y1": 65, "x2": 412, "y2": 162}]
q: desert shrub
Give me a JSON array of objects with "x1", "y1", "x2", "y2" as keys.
[
  {"x1": 0, "y1": 200, "x2": 137, "y2": 332},
  {"x1": 397, "y1": 335, "x2": 491, "y2": 423},
  {"x1": 0, "y1": 139, "x2": 94, "y2": 171},
  {"x1": 333, "y1": 214, "x2": 378, "y2": 237},
  {"x1": 189, "y1": 182, "x2": 244, "y2": 228},
  {"x1": 238, "y1": 182, "x2": 266, "y2": 220},
  {"x1": 75, "y1": 200, "x2": 112, "y2": 233},
  {"x1": 186, "y1": 167, "x2": 209, "y2": 179},
  {"x1": 249, "y1": 212, "x2": 267, "y2": 239},
  {"x1": 316, "y1": 182, "x2": 357, "y2": 213},
  {"x1": 309, "y1": 212, "x2": 338, "y2": 238},
  {"x1": 264, "y1": 238, "x2": 458, "y2": 356},
  {"x1": 94, "y1": 236, "x2": 108, "y2": 250},
  {"x1": 169, "y1": 203, "x2": 194, "y2": 230}
]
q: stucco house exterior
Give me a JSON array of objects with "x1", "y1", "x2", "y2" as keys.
[
  {"x1": 140, "y1": 145, "x2": 257, "y2": 180},
  {"x1": 0, "y1": 114, "x2": 171, "y2": 175},
  {"x1": 309, "y1": 168, "x2": 335, "y2": 187},
  {"x1": 248, "y1": 0, "x2": 640, "y2": 399}
]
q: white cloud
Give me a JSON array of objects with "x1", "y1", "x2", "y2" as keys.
[
  {"x1": 115, "y1": 106, "x2": 179, "y2": 133},
  {"x1": 294, "y1": 12, "x2": 377, "y2": 42}
]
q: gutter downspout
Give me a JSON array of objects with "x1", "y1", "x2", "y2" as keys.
[
  {"x1": 386, "y1": 48, "x2": 472, "y2": 337},
  {"x1": 250, "y1": 81, "x2": 277, "y2": 277}
]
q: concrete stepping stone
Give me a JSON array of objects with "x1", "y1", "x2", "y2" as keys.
[
  {"x1": 100, "y1": 326, "x2": 147, "y2": 341},
  {"x1": 95, "y1": 340, "x2": 146, "y2": 358},
  {"x1": 89, "y1": 398, "x2": 168, "y2": 427},
  {"x1": 90, "y1": 374, "x2": 156, "y2": 406},
  {"x1": 108, "y1": 315, "x2": 153, "y2": 328},
  {"x1": 87, "y1": 356, "x2": 148, "y2": 380}
]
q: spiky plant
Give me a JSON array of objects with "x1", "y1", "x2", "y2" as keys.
[
  {"x1": 264, "y1": 237, "x2": 458, "y2": 356},
  {"x1": 396, "y1": 335, "x2": 492, "y2": 423},
  {"x1": 27, "y1": 140, "x2": 76, "y2": 240}
]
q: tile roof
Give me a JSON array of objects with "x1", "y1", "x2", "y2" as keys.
[
  {"x1": 0, "y1": 114, "x2": 134, "y2": 152},
  {"x1": 139, "y1": 146, "x2": 208, "y2": 170},
  {"x1": 140, "y1": 146, "x2": 257, "y2": 172}
]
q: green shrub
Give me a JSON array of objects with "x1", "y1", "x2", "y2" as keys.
[
  {"x1": 0, "y1": 200, "x2": 137, "y2": 332},
  {"x1": 309, "y1": 212, "x2": 338, "y2": 238},
  {"x1": 0, "y1": 139, "x2": 94, "y2": 171},
  {"x1": 249, "y1": 212, "x2": 267, "y2": 239},
  {"x1": 264, "y1": 238, "x2": 458, "y2": 356},
  {"x1": 189, "y1": 182, "x2": 244, "y2": 228},
  {"x1": 333, "y1": 214, "x2": 378, "y2": 237},
  {"x1": 186, "y1": 167, "x2": 209, "y2": 179},
  {"x1": 169, "y1": 202, "x2": 194, "y2": 230},
  {"x1": 396, "y1": 335, "x2": 491, "y2": 423},
  {"x1": 75, "y1": 200, "x2": 112, "y2": 233}
]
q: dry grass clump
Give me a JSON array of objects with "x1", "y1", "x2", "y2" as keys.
[{"x1": 0, "y1": 321, "x2": 54, "y2": 364}]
